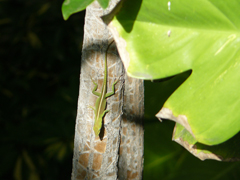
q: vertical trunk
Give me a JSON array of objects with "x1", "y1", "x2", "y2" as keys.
[
  {"x1": 118, "y1": 77, "x2": 144, "y2": 180},
  {"x1": 71, "y1": 1, "x2": 144, "y2": 180}
]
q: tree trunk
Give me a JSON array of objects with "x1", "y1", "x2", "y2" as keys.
[
  {"x1": 71, "y1": 1, "x2": 144, "y2": 180},
  {"x1": 118, "y1": 76, "x2": 144, "y2": 180}
]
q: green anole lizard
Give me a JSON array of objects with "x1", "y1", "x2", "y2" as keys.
[{"x1": 89, "y1": 41, "x2": 119, "y2": 137}]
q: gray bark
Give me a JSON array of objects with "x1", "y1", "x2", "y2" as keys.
[
  {"x1": 71, "y1": 1, "x2": 144, "y2": 180},
  {"x1": 118, "y1": 76, "x2": 144, "y2": 180}
]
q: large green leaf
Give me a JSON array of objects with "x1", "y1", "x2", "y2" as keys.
[
  {"x1": 62, "y1": 0, "x2": 110, "y2": 20},
  {"x1": 106, "y1": 0, "x2": 240, "y2": 146},
  {"x1": 62, "y1": 0, "x2": 94, "y2": 20}
]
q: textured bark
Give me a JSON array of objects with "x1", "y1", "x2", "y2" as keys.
[
  {"x1": 118, "y1": 76, "x2": 144, "y2": 180},
  {"x1": 71, "y1": 1, "x2": 144, "y2": 180}
]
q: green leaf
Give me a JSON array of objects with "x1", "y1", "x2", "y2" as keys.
[
  {"x1": 172, "y1": 123, "x2": 240, "y2": 161},
  {"x1": 62, "y1": 0, "x2": 94, "y2": 20},
  {"x1": 62, "y1": 0, "x2": 111, "y2": 20},
  {"x1": 97, "y1": 0, "x2": 110, "y2": 9},
  {"x1": 107, "y1": 0, "x2": 240, "y2": 146},
  {"x1": 144, "y1": 121, "x2": 240, "y2": 178}
]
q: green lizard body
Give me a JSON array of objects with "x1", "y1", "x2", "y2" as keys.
[{"x1": 90, "y1": 41, "x2": 119, "y2": 137}]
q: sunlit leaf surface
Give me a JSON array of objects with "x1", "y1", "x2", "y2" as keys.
[{"x1": 108, "y1": 0, "x2": 240, "y2": 145}]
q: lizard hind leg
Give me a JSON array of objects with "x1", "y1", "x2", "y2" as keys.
[
  {"x1": 94, "y1": 110, "x2": 110, "y2": 137},
  {"x1": 101, "y1": 110, "x2": 110, "y2": 118}
]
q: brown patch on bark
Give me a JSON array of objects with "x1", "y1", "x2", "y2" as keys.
[
  {"x1": 92, "y1": 153, "x2": 103, "y2": 170},
  {"x1": 94, "y1": 138, "x2": 107, "y2": 153},
  {"x1": 127, "y1": 170, "x2": 138, "y2": 179},
  {"x1": 108, "y1": 157, "x2": 112, "y2": 163},
  {"x1": 113, "y1": 137, "x2": 118, "y2": 144},
  {"x1": 131, "y1": 124, "x2": 136, "y2": 132},
  {"x1": 79, "y1": 153, "x2": 89, "y2": 168},
  {"x1": 76, "y1": 169, "x2": 87, "y2": 180},
  {"x1": 122, "y1": 127, "x2": 127, "y2": 135}
]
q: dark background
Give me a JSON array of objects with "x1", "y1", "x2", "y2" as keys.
[
  {"x1": 1, "y1": 0, "x2": 240, "y2": 180},
  {"x1": 0, "y1": 0, "x2": 84, "y2": 179}
]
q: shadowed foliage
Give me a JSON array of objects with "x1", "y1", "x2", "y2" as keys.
[{"x1": 0, "y1": 0, "x2": 84, "y2": 179}]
